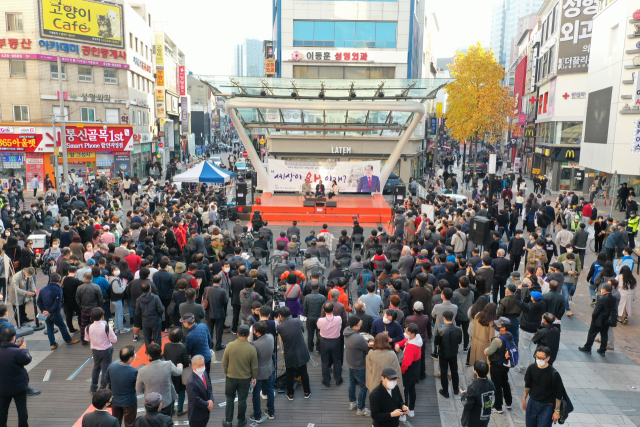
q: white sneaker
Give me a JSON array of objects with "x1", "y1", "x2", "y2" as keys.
[
  {"x1": 260, "y1": 392, "x2": 267, "y2": 400},
  {"x1": 408, "y1": 410, "x2": 415, "y2": 418},
  {"x1": 399, "y1": 415, "x2": 407, "y2": 422},
  {"x1": 119, "y1": 328, "x2": 132, "y2": 334},
  {"x1": 349, "y1": 402, "x2": 357, "y2": 410}
]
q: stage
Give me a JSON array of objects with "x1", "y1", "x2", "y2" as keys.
[{"x1": 252, "y1": 193, "x2": 393, "y2": 225}]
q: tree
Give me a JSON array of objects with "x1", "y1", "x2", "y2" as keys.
[{"x1": 445, "y1": 43, "x2": 517, "y2": 177}]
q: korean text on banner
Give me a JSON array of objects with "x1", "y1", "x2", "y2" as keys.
[{"x1": 268, "y1": 159, "x2": 382, "y2": 194}]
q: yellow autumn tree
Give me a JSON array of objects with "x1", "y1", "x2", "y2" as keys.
[{"x1": 445, "y1": 43, "x2": 517, "y2": 174}]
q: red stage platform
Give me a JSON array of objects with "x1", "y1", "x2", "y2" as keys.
[{"x1": 252, "y1": 194, "x2": 393, "y2": 224}]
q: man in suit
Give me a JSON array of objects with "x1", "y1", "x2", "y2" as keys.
[
  {"x1": 316, "y1": 181, "x2": 326, "y2": 197},
  {"x1": 356, "y1": 165, "x2": 381, "y2": 193},
  {"x1": 579, "y1": 283, "x2": 617, "y2": 356},
  {"x1": 186, "y1": 355, "x2": 214, "y2": 427},
  {"x1": 230, "y1": 266, "x2": 248, "y2": 333},
  {"x1": 136, "y1": 343, "x2": 183, "y2": 417},
  {"x1": 82, "y1": 390, "x2": 120, "y2": 427},
  {"x1": 189, "y1": 228, "x2": 206, "y2": 254},
  {"x1": 206, "y1": 275, "x2": 229, "y2": 351},
  {"x1": 397, "y1": 247, "x2": 415, "y2": 277}
]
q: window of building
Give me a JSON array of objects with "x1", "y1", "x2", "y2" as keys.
[
  {"x1": 6, "y1": 13, "x2": 23, "y2": 31},
  {"x1": 80, "y1": 107, "x2": 95, "y2": 122},
  {"x1": 104, "y1": 68, "x2": 117, "y2": 84},
  {"x1": 50, "y1": 63, "x2": 67, "y2": 80},
  {"x1": 143, "y1": 111, "x2": 148, "y2": 125},
  {"x1": 9, "y1": 59, "x2": 26, "y2": 78},
  {"x1": 135, "y1": 37, "x2": 138, "y2": 52},
  {"x1": 132, "y1": 109, "x2": 137, "y2": 125},
  {"x1": 551, "y1": 5, "x2": 558, "y2": 34},
  {"x1": 293, "y1": 65, "x2": 395, "y2": 79},
  {"x1": 13, "y1": 105, "x2": 29, "y2": 122},
  {"x1": 547, "y1": 46, "x2": 555, "y2": 75},
  {"x1": 137, "y1": 111, "x2": 142, "y2": 125},
  {"x1": 130, "y1": 33, "x2": 133, "y2": 49},
  {"x1": 53, "y1": 106, "x2": 69, "y2": 121},
  {"x1": 293, "y1": 21, "x2": 397, "y2": 48},
  {"x1": 105, "y1": 108, "x2": 119, "y2": 124},
  {"x1": 78, "y1": 65, "x2": 93, "y2": 82},
  {"x1": 560, "y1": 121, "x2": 583, "y2": 144}
]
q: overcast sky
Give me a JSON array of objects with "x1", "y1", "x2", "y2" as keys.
[{"x1": 150, "y1": 0, "x2": 498, "y2": 75}]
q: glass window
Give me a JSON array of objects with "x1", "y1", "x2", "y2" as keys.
[
  {"x1": 104, "y1": 69, "x2": 117, "y2": 84},
  {"x1": 81, "y1": 107, "x2": 95, "y2": 122},
  {"x1": 13, "y1": 105, "x2": 29, "y2": 122},
  {"x1": 344, "y1": 67, "x2": 369, "y2": 79},
  {"x1": 105, "y1": 108, "x2": 119, "y2": 124},
  {"x1": 9, "y1": 60, "x2": 26, "y2": 78},
  {"x1": 293, "y1": 65, "x2": 394, "y2": 79},
  {"x1": 294, "y1": 21, "x2": 315, "y2": 41},
  {"x1": 50, "y1": 63, "x2": 66, "y2": 80},
  {"x1": 6, "y1": 13, "x2": 23, "y2": 31},
  {"x1": 318, "y1": 66, "x2": 343, "y2": 79},
  {"x1": 560, "y1": 121, "x2": 582, "y2": 144},
  {"x1": 314, "y1": 21, "x2": 334, "y2": 42},
  {"x1": 376, "y1": 22, "x2": 396, "y2": 41},
  {"x1": 356, "y1": 22, "x2": 376, "y2": 42},
  {"x1": 78, "y1": 65, "x2": 93, "y2": 82},
  {"x1": 335, "y1": 21, "x2": 355, "y2": 47}
]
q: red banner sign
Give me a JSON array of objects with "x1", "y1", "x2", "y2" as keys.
[
  {"x1": 0, "y1": 134, "x2": 45, "y2": 152},
  {"x1": 45, "y1": 126, "x2": 133, "y2": 152},
  {"x1": 179, "y1": 66, "x2": 186, "y2": 96}
]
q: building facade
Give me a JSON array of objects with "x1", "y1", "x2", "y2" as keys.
[
  {"x1": 579, "y1": 0, "x2": 640, "y2": 195},
  {"x1": 271, "y1": 0, "x2": 433, "y2": 79},
  {"x1": 491, "y1": 0, "x2": 545, "y2": 69}
]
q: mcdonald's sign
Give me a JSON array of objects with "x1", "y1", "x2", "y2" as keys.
[
  {"x1": 524, "y1": 128, "x2": 536, "y2": 137},
  {"x1": 565, "y1": 149, "x2": 576, "y2": 159}
]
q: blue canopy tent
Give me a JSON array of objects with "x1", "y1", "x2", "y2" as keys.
[{"x1": 172, "y1": 161, "x2": 236, "y2": 183}]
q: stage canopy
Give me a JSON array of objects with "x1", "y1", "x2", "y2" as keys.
[{"x1": 172, "y1": 161, "x2": 236, "y2": 183}]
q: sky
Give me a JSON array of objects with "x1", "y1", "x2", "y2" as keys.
[{"x1": 149, "y1": 0, "x2": 498, "y2": 75}]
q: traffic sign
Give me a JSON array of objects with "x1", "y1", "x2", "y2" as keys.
[{"x1": 242, "y1": 151, "x2": 248, "y2": 158}]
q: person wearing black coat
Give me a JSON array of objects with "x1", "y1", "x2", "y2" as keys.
[
  {"x1": 0, "y1": 327, "x2": 33, "y2": 427},
  {"x1": 205, "y1": 276, "x2": 229, "y2": 351},
  {"x1": 513, "y1": 286, "x2": 546, "y2": 373},
  {"x1": 369, "y1": 367, "x2": 408, "y2": 427},
  {"x1": 492, "y1": 251, "x2": 512, "y2": 303},
  {"x1": 82, "y1": 391, "x2": 120, "y2": 427},
  {"x1": 230, "y1": 267, "x2": 248, "y2": 333},
  {"x1": 162, "y1": 329, "x2": 191, "y2": 416},
  {"x1": 276, "y1": 307, "x2": 311, "y2": 398},
  {"x1": 186, "y1": 356, "x2": 213, "y2": 427},
  {"x1": 532, "y1": 314, "x2": 561, "y2": 365},
  {"x1": 580, "y1": 283, "x2": 617, "y2": 355},
  {"x1": 153, "y1": 260, "x2": 175, "y2": 331}
]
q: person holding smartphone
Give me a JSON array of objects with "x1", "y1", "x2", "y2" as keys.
[{"x1": 369, "y1": 366, "x2": 409, "y2": 427}]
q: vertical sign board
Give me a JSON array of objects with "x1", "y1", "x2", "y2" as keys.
[
  {"x1": 634, "y1": 70, "x2": 640, "y2": 106},
  {"x1": 178, "y1": 66, "x2": 186, "y2": 96},
  {"x1": 114, "y1": 152, "x2": 131, "y2": 175},
  {"x1": 181, "y1": 96, "x2": 189, "y2": 133},
  {"x1": 557, "y1": 0, "x2": 596, "y2": 74},
  {"x1": 430, "y1": 117, "x2": 437, "y2": 135},
  {"x1": 155, "y1": 33, "x2": 166, "y2": 119},
  {"x1": 26, "y1": 153, "x2": 44, "y2": 191}
]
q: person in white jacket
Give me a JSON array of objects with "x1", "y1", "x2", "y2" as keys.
[{"x1": 318, "y1": 225, "x2": 334, "y2": 251}]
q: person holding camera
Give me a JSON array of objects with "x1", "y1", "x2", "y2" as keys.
[{"x1": 369, "y1": 366, "x2": 409, "y2": 427}]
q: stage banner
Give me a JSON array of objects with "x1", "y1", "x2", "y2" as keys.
[{"x1": 268, "y1": 159, "x2": 382, "y2": 194}]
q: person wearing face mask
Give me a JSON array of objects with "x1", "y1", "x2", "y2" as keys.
[
  {"x1": 580, "y1": 282, "x2": 618, "y2": 356},
  {"x1": 109, "y1": 264, "x2": 130, "y2": 334},
  {"x1": 543, "y1": 234, "x2": 557, "y2": 273},
  {"x1": 394, "y1": 323, "x2": 422, "y2": 417},
  {"x1": 369, "y1": 366, "x2": 409, "y2": 427},
  {"x1": 186, "y1": 355, "x2": 214, "y2": 427},
  {"x1": 18, "y1": 212, "x2": 37, "y2": 236},
  {"x1": 483, "y1": 318, "x2": 514, "y2": 414},
  {"x1": 522, "y1": 347, "x2": 566, "y2": 426}
]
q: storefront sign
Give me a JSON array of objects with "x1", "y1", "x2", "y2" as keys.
[
  {"x1": 133, "y1": 56, "x2": 151, "y2": 73},
  {"x1": 0, "y1": 134, "x2": 46, "y2": 152},
  {"x1": 38, "y1": 0, "x2": 125, "y2": 48},
  {"x1": 532, "y1": 168, "x2": 541, "y2": 175},
  {"x1": 26, "y1": 153, "x2": 44, "y2": 191},
  {"x1": 557, "y1": 0, "x2": 596, "y2": 74},
  {"x1": 548, "y1": 77, "x2": 556, "y2": 117},
  {"x1": 156, "y1": 69, "x2": 165, "y2": 87},
  {"x1": 1, "y1": 155, "x2": 25, "y2": 168},
  {"x1": 291, "y1": 51, "x2": 369, "y2": 62},
  {"x1": 58, "y1": 125, "x2": 133, "y2": 152},
  {"x1": 518, "y1": 114, "x2": 527, "y2": 126},
  {"x1": 283, "y1": 49, "x2": 405, "y2": 64},
  {"x1": 114, "y1": 153, "x2": 131, "y2": 175},
  {"x1": 0, "y1": 38, "x2": 32, "y2": 50},
  {"x1": 0, "y1": 52, "x2": 129, "y2": 68},
  {"x1": 181, "y1": 96, "x2": 188, "y2": 133},
  {"x1": 179, "y1": 66, "x2": 186, "y2": 96},
  {"x1": 632, "y1": 118, "x2": 640, "y2": 153},
  {"x1": 265, "y1": 59, "x2": 275, "y2": 76},
  {"x1": 268, "y1": 159, "x2": 382, "y2": 194},
  {"x1": 331, "y1": 146, "x2": 352, "y2": 155},
  {"x1": 571, "y1": 92, "x2": 586, "y2": 99},
  {"x1": 155, "y1": 34, "x2": 164, "y2": 66},
  {"x1": 81, "y1": 93, "x2": 111, "y2": 102}
]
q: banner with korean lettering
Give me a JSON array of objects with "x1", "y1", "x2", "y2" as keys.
[
  {"x1": 63, "y1": 125, "x2": 133, "y2": 152},
  {"x1": 179, "y1": 66, "x2": 186, "y2": 96},
  {"x1": 0, "y1": 134, "x2": 46, "y2": 152},
  {"x1": 557, "y1": 0, "x2": 596, "y2": 74},
  {"x1": 268, "y1": 159, "x2": 381, "y2": 194},
  {"x1": 38, "y1": 0, "x2": 125, "y2": 48}
]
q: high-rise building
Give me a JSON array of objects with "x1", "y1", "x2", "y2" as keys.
[
  {"x1": 271, "y1": 0, "x2": 435, "y2": 79},
  {"x1": 232, "y1": 39, "x2": 265, "y2": 77},
  {"x1": 490, "y1": 0, "x2": 544, "y2": 68}
]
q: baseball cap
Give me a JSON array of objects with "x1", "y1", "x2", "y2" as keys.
[
  {"x1": 416, "y1": 255, "x2": 425, "y2": 260},
  {"x1": 180, "y1": 313, "x2": 195, "y2": 323},
  {"x1": 494, "y1": 317, "x2": 511, "y2": 327},
  {"x1": 381, "y1": 366, "x2": 398, "y2": 379},
  {"x1": 413, "y1": 301, "x2": 424, "y2": 311},
  {"x1": 288, "y1": 261, "x2": 296, "y2": 269},
  {"x1": 238, "y1": 324, "x2": 250, "y2": 337},
  {"x1": 87, "y1": 259, "x2": 96, "y2": 265},
  {"x1": 145, "y1": 392, "x2": 162, "y2": 406},
  {"x1": 530, "y1": 291, "x2": 543, "y2": 301},
  {"x1": 510, "y1": 271, "x2": 520, "y2": 278}
]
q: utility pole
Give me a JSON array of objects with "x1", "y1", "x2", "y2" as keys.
[{"x1": 57, "y1": 55, "x2": 69, "y2": 183}]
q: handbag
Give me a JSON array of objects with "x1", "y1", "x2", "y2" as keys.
[
  {"x1": 167, "y1": 300, "x2": 176, "y2": 316},
  {"x1": 201, "y1": 291, "x2": 209, "y2": 310}
]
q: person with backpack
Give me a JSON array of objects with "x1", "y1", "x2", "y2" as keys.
[
  {"x1": 108, "y1": 265, "x2": 130, "y2": 334},
  {"x1": 484, "y1": 317, "x2": 516, "y2": 414}
]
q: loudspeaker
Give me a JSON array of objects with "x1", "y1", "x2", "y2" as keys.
[
  {"x1": 236, "y1": 183, "x2": 247, "y2": 206},
  {"x1": 228, "y1": 206, "x2": 238, "y2": 221},
  {"x1": 303, "y1": 200, "x2": 315, "y2": 207},
  {"x1": 326, "y1": 201, "x2": 337, "y2": 207},
  {"x1": 470, "y1": 216, "x2": 494, "y2": 247},
  {"x1": 393, "y1": 184, "x2": 406, "y2": 203}
]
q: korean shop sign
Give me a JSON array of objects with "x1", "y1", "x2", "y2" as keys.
[{"x1": 557, "y1": 0, "x2": 597, "y2": 74}]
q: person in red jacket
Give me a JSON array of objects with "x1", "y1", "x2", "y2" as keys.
[
  {"x1": 394, "y1": 323, "x2": 423, "y2": 418},
  {"x1": 173, "y1": 222, "x2": 187, "y2": 250},
  {"x1": 125, "y1": 250, "x2": 142, "y2": 274},
  {"x1": 582, "y1": 201, "x2": 593, "y2": 224}
]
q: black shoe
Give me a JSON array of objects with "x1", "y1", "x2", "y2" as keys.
[
  {"x1": 335, "y1": 379, "x2": 343, "y2": 386},
  {"x1": 430, "y1": 353, "x2": 439, "y2": 360},
  {"x1": 419, "y1": 374, "x2": 427, "y2": 381},
  {"x1": 322, "y1": 381, "x2": 331, "y2": 387},
  {"x1": 215, "y1": 344, "x2": 227, "y2": 351},
  {"x1": 439, "y1": 389, "x2": 449, "y2": 398},
  {"x1": 453, "y1": 389, "x2": 459, "y2": 395},
  {"x1": 249, "y1": 415, "x2": 263, "y2": 424},
  {"x1": 26, "y1": 388, "x2": 41, "y2": 396},
  {"x1": 578, "y1": 346, "x2": 591, "y2": 354},
  {"x1": 221, "y1": 420, "x2": 232, "y2": 427},
  {"x1": 68, "y1": 328, "x2": 78, "y2": 333},
  {"x1": 237, "y1": 420, "x2": 247, "y2": 427},
  {"x1": 597, "y1": 349, "x2": 606, "y2": 356}
]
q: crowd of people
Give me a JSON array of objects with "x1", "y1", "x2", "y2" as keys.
[{"x1": 0, "y1": 152, "x2": 637, "y2": 427}]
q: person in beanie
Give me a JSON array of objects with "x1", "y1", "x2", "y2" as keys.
[
  {"x1": 484, "y1": 317, "x2": 514, "y2": 413},
  {"x1": 369, "y1": 366, "x2": 409, "y2": 427},
  {"x1": 133, "y1": 392, "x2": 173, "y2": 427}
]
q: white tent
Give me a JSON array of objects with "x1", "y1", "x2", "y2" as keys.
[{"x1": 172, "y1": 161, "x2": 236, "y2": 183}]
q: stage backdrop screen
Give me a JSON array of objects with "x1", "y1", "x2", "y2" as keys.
[{"x1": 268, "y1": 159, "x2": 382, "y2": 194}]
